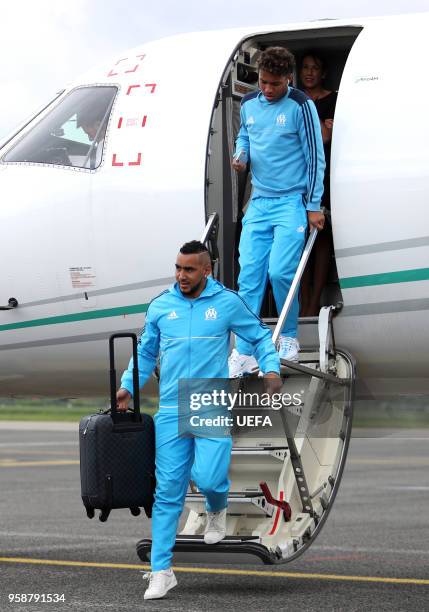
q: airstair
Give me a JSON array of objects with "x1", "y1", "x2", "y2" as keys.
[{"x1": 136, "y1": 214, "x2": 355, "y2": 565}]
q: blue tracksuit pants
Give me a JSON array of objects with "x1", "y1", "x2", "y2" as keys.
[
  {"x1": 236, "y1": 194, "x2": 307, "y2": 356},
  {"x1": 150, "y1": 408, "x2": 233, "y2": 571}
]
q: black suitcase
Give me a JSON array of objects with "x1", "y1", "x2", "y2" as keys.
[{"x1": 79, "y1": 333, "x2": 155, "y2": 522}]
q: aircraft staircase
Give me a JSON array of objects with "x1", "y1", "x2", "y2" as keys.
[{"x1": 136, "y1": 214, "x2": 355, "y2": 565}]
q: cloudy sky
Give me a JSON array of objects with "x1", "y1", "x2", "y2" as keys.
[{"x1": 1, "y1": 0, "x2": 428, "y2": 138}]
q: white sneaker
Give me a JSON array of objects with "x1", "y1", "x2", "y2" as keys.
[
  {"x1": 228, "y1": 349, "x2": 259, "y2": 378},
  {"x1": 143, "y1": 569, "x2": 177, "y2": 600},
  {"x1": 204, "y1": 508, "x2": 227, "y2": 544},
  {"x1": 278, "y1": 336, "x2": 300, "y2": 362}
]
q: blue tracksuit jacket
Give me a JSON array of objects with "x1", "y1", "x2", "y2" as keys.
[
  {"x1": 234, "y1": 87, "x2": 325, "y2": 210},
  {"x1": 120, "y1": 276, "x2": 280, "y2": 403}
]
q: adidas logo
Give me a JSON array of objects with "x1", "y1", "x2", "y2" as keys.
[
  {"x1": 247, "y1": 116, "x2": 255, "y2": 126},
  {"x1": 276, "y1": 113, "x2": 286, "y2": 126},
  {"x1": 167, "y1": 311, "x2": 179, "y2": 320}
]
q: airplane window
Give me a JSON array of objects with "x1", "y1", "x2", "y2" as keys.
[{"x1": 2, "y1": 86, "x2": 117, "y2": 170}]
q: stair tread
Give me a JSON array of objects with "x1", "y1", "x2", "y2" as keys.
[
  {"x1": 186, "y1": 491, "x2": 264, "y2": 499},
  {"x1": 232, "y1": 446, "x2": 287, "y2": 451},
  {"x1": 176, "y1": 534, "x2": 259, "y2": 541}
]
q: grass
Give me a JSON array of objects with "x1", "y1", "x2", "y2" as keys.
[
  {"x1": 1, "y1": 398, "x2": 428, "y2": 427},
  {"x1": 352, "y1": 399, "x2": 429, "y2": 429},
  {"x1": 0, "y1": 397, "x2": 158, "y2": 422}
]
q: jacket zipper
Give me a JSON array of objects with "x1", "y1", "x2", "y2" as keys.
[{"x1": 188, "y1": 301, "x2": 193, "y2": 379}]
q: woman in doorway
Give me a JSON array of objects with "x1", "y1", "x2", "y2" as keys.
[{"x1": 299, "y1": 52, "x2": 337, "y2": 317}]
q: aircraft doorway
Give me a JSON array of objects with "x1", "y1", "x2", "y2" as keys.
[{"x1": 205, "y1": 25, "x2": 363, "y2": 319}]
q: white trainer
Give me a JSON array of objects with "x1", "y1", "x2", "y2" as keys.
[
  {"x1": 278, "y1": 336, "x2": 300, "y2": 362},
  {"x1": 228, "y1": 348, "x2": 259, "y2": 378},
  {"x1": 204, "y1": 508, "x2": 227, "y2": 544},
  {"x1": 143, "y1": 569, "x2": 177, "y2": 600}
]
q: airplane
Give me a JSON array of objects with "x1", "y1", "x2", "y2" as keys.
[{"x1": 1, "y1": 12, "x2": 428, "y2": 565}]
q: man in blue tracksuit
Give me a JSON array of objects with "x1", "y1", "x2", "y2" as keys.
[
  {"x1": 116, "y1": 240, "x2": 281, "y2": 600},
  {"x1": 229, "y1": 46, "x2": 326, "y2": 377}
]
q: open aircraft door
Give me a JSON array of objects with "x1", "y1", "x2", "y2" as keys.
[{"x1": 331, "y1": 14, "x2": 429, "y2": 383}]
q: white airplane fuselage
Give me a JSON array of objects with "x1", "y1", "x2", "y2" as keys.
[{"x1": 0, "y1": 13, "x2": 428, "y2": 399}]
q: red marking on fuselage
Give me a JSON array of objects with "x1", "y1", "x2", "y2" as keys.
[
  {"x1": 112, "y1": 154, "x2": 124, "y2": 167},
  {"x1": 126, "y1": 84, "x2": 141, "y2": 95},
  {"x1": 117, "y1": 117, "x2": 123, "y2": 129},
  {"x1": 268, "y1": 490, "x2": 284, "y2": 535},
  {"x1": 142, "y1": 115, "x2": 147, "y2": 127},
  {"x1": 129, "y1": 153, "x2": 142, "y2": 166},
  {"x1": 108, "y1": 56, "x2": 145, "y2": 78},
  {"x1": 145, "y1": 83, "x2": 157, "y2": 93},
  {"x1": 125, "y1": 64, "x2": 139, "y2": 74}
]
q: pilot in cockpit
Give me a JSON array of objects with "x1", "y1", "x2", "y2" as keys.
[
  {"x1": 76, "y1": 100, "x2": 110, "y2": 168},
  {"x1": 76, "y1": 87, "x2": 113, "y2": 169},
  {"x1": 76, "y1": 108, "x2": 103, "y2": 142}
]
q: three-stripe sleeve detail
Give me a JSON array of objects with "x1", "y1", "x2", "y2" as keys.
[
  {"x1": 137, "y1": 289, "x2": 169, "y2": 339},
  {"x1": 224, "y1": 288, "x2": 269, "y2": 330},
  {"x1": 301, "y1": 101, "x2": 318, "y2": 203}
]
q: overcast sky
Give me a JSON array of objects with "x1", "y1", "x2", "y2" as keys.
[{"x1": 1, "y1": 0, "x2": 428, "y2": 138}]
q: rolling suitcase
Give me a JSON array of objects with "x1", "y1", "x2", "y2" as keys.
[{"x1": 79, "y1": 333, "x2": 155, "y2": 522}]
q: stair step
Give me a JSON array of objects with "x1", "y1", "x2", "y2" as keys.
[
  {"x1": 232, "y1": 446, "x2": 287, "y2": 450},
  {"x1": 231, "y1": 447, "x2": 287, "y2": 462},
  {"x1": 298, "y1": 351, "x2": 320, "y2": 363},
  {"x1": 176, "y1": 534, "x2": 260, "y2": 543},
  {"x1": 185, "y1": 491, "x2": 275, "y2": 516},
  {"x1": 136, "y1": 536, "x2": 281, "y2": 565},
  {"x1": 280, "y1": 361, "x2": 318, "y2": 375}
]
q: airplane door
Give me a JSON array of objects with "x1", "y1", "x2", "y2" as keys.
[
  {"x1": 330, "y1": 14, "x2": 429, "y2": 380},
  {"x1": 331, "y1": 13, "x2": 429, "y2": 290}
]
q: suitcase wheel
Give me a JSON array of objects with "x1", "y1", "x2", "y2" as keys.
[
  {"x1": 130, "y1": 507, "x2": 141, "y2": 517},
  {"x1": 99, "y1": 508, "x2": 111, "y2": 522}
]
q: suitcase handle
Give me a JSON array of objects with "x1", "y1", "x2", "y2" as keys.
[{"x1": 109, "y1": 333, "x2": 140, "y2": 422}]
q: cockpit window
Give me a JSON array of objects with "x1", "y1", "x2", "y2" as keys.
[{"x1": 2, "y1": 86, "x2": 117, "y2": 170}]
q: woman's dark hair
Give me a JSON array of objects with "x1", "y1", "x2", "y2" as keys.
[
  {"x1": 300, "y1": 51, "x2": 327, "y2": 73},
  {"x1": 258, "y1": 46, "x2": 295, "y2": 76}
]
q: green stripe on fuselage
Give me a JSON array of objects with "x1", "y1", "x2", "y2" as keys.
[
  {"x1": 0, "y1": 303, "x2": 149, "y2": 332},
  {"x1": 340, "y1": 268, "x2": 429, "y2": 289},
  {"x1": 1, "y1": 268, "x2": 429, "y2": 333}
]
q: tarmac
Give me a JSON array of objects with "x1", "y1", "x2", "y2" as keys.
[{"x1": 0, "y1": 422, "x2": 428, "y2": 611}]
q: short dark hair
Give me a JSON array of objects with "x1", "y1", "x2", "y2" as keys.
[
  {"x1": 179, "y1": 240, "x2": 209, "y2": 255},
  {"x1": 258, "y1": 47, "x2": 295, "y2": 77}
]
